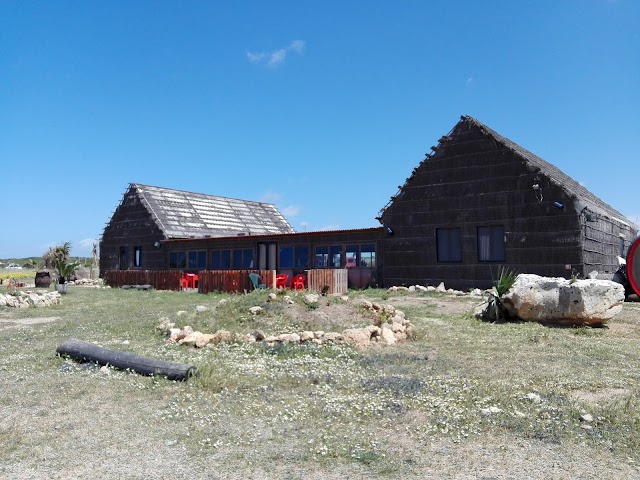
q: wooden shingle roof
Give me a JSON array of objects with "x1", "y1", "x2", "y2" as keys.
[{"x1": 131, "y1": 183, "x2": 295, "y2": 239}]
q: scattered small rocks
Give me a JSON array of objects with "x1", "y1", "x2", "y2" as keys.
[
  {"x1": 525, "y1": 392, "x2": 542, "y2": 404},
  {"x1": 303, "y1": 294, "x2": 320, "y2": 305},
  {"x1": 69, "y1": 278, "x2": 104, "y2": 287},
  {"x1": 480, "y1": 406, "x2": 503, "y2": 416},
  {"x1": 0, "y1": 290, "x2": 62, "y2": 308},
  {"x1": 580, "y1": 413, "x2": 594, "y2": 423},
  {"x1": 387, "y1": 282, "x2": 484, "y2": 297}
]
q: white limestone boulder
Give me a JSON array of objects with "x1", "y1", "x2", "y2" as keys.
[{"x1": 502, "y1": 274, "x2": 625, "y2": 326}]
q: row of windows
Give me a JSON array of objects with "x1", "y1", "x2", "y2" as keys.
[
  {"x1": 437, "y1": 226, "x2": 505, "y2": 263},
  {"x1": 279, "y1": 244, "x2": 376, "y2": 269},
  {"x1": 168, "y1": 244, "x2": 377, "y2": 270}
]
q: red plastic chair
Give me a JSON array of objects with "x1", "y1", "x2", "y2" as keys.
[
  {"x1": 291, "y1": 274, "x2": 306, "y2": 290},
  {"x1": 275, "y1": 274, "x2": 289, "y2": 289},
  {"x1": 183, "y1": 273, "x2": 197, "y2": 289}
]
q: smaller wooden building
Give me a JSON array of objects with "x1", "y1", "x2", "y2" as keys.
[
  {"x1": 100, "y1": 183, "x2": 383, "y2": 289},
  {"x1": 100, "y1": 183, "x2": 294, "y2": 274}
]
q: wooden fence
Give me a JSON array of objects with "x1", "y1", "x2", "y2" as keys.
[
  {"x1": 306, "y1": 269, "x2": 348, "y2": 294},
  {"x1": 198, "y1": 270, "x2": 276, "y2": 294},
  {"x1": 104, "y1": 270, "x2": 183, "y2": 291},
  {"x1": 104, "y1": 268, "x2": 349, "y2": 294}
]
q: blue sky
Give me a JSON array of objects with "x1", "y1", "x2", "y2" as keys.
[{"x1": 1, "y1": 0, "x2": 638, "y2": 258}]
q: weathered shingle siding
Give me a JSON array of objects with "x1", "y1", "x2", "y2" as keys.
[
  {"x1": 99, "y1": 189, "x2": 166, "y2": 273},
  {"x1": 582, "y1": 216, "x2": 637, "y2": 278}
]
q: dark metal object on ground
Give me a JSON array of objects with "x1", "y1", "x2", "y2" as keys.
[
  {"x1": 35, "y1": 271, "x2": 51, "y2": 288},
  {"x1": 56, "y1": 338, "x2": 195, "y2": 381}
]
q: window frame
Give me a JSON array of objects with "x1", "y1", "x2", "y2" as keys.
[
  {"x1": 477, "y1": 225, "x2": 506, "y2": 262},
  {"x1": 133, "y1": 246, "x2": 142, "y2": 268}
]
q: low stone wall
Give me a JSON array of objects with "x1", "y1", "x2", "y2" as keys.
[{"x1": 0, "y1": 290, "x2": 62, "y2": 308}]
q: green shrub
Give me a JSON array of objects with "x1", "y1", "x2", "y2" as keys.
[{"x1": 486, "y1": 267, "x2": 519, "y2": 321}]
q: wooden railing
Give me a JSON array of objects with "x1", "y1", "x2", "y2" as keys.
[
  {"x1": 104, "y1": 270, "x2": 183, "y2": 291},
  {"x1": 198, "y1": 270, "x2": 276, "y2": 294}
]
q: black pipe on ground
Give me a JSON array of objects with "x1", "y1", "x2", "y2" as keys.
[{"x1": 56, "y1": 338, "x2": 195, "y2": 381}]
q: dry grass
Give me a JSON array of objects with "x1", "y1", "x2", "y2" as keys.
[{"x1": 1, "y1": 286, "x2": 640, "y2": 478}]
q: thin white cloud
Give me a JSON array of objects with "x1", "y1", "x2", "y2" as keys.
[
  {"x1": 77, "y1": 238, "x2": 97, "y2": 250},
  {"x1": 318, "y1": 224, "x2": 340, "y2": 231},
  {"x1": 246, "y1": 52, "x2": 267, "y2": 63},
  {"x1": 282, "y1": 205, "x2": 302, "y2": 218},
  {"x1": 268, "y1": 48, "x2": 287, "y2": 67},
  {"x1": 247, "y1": 40, "x2": 305, "y2": 68},
  {"x1": 289, "y1": 40, "x2": 305, "y2": 53},
  {"x1": 74, "y1": 239, "x2": 98, "y2": 257},
  {"x1": 261, "y1": 191, "x2": 284, "y2": 203}
]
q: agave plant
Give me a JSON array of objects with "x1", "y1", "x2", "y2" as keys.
[{"x1": 485, "y1": 267, "x2": 519, "y2": 321}]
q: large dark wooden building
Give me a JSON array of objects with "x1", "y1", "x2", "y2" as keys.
[
  {"x1": 100, "y1": 117, "x2": 637, "y2": 290},
  {"x1": 378, "y1": 116, "x2": 638, "y2": 289}
]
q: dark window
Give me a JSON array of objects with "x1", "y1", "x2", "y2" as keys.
[
  {"x1": 620, "y1": 238, "x2": 625, "y2": 257},
  {"x1": 294, "y1": 246, "x2": 310, "y2": 268},
  {"x1": 315, "y1": 246, "x2": 329, "y2": 268},
  {"x1": 241, "y1": 249, "x2": 254, "y2": 268},
  {"x1": 211, "y1": 250, "x2": 231, "y2": 269},
  {"x1": 477, "y1": 226, "x2": 505, "y2": 262},
  {"x1": 211, "y1": 251, "x2": 221, "y2": 269},
  {"x1": 360, "y1": 244, "x2": 376, "y2": 267},
  {"x1": 346, "y1": 245, "x2": 359, "y2": 268},
  {"x1": 280, "y1": 246, "x2": 293, "y2": 268},
  {"x1": 330, "y1": 246, "x2": 342, "y2": 267},
  {"x1": 177, "y1": 251, "x2": 187, "y2": 268},
  {"x1": 437, "y1": 228, "x2": 462, "y2": 262},
  {"x1": 169, "y1": 251, "x2": 186, "y2": 269},
  {"x1": 188, "y1": 251, "x2": 198, "y2": 269},
  {"x1": 188, "y1": 251, "x2": 207, "y2": 269},
  {"x1": 119, "y1": 247, "x2": 129, "y2": 270},
  {"x1": 233, "y1": 249, "x2": 243, "y2": 268},
  {"x1": 133, "y1": 246, "x2": 142, "y2": 267},
  {"x1": 197, "y1": 251, "x2": 207, "y2": 268},
  {"x1": 221, "y1": 250, "x2": 231, "y2": 269}
]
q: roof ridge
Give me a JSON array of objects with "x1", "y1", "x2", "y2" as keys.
[{"x1": 131, "y1": 182, "x2": 276, "y2": 208}]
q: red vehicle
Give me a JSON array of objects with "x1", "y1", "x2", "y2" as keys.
[{"x1": 613, "y1": 237, "x2": 640, "y2": 297}]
